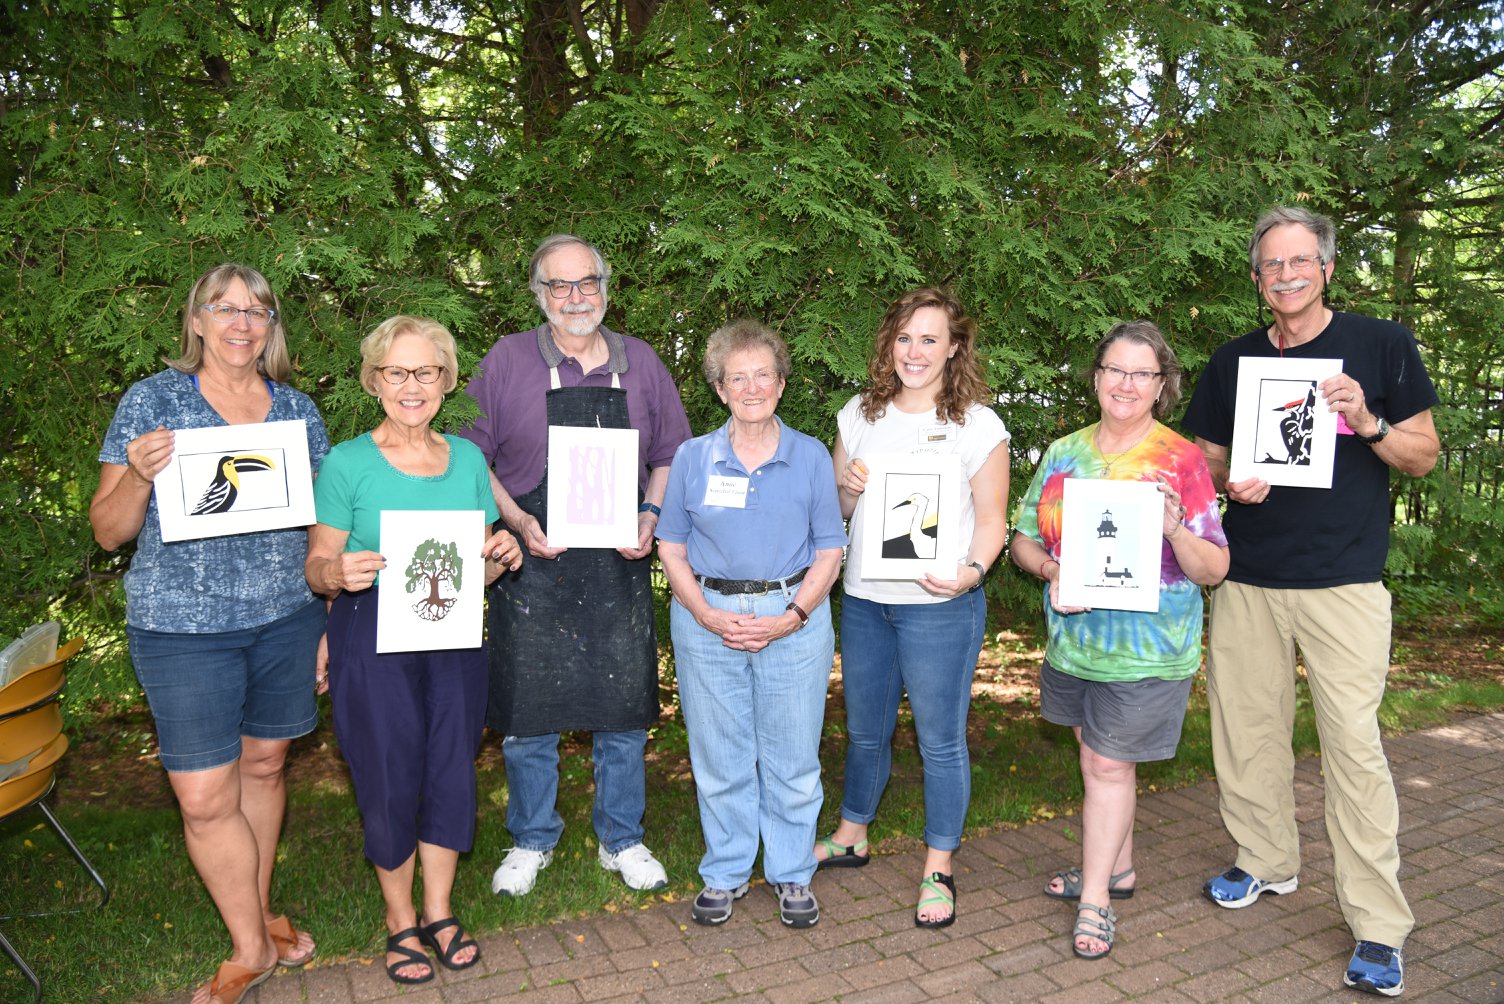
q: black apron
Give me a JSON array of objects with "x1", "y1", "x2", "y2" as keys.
[{"x1": 485, "y1": 371, "x2": 658, "y2": 736}]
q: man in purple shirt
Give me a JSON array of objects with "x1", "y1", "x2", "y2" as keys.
[{"x1": 460, "y1": 235, "x2": 691, "y2": 897}]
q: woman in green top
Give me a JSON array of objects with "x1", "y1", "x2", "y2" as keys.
[{"x1": 306, "y1": 316, "x2": 521, "y2": 986}]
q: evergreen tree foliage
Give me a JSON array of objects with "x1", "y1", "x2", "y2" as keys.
[{"x1": 3, "y1": 1, "x2": 1501, "y2": 673}]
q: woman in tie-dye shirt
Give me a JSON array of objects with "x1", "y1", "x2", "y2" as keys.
[{"x1": 1012, "y1": 321, "x2": 1228, "y2": 961}]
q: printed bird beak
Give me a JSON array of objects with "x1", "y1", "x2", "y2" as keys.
[{"x1": 230, "y1": 454, "x2": 275, "y2": 472}]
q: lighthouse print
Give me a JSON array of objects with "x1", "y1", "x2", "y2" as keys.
[{"x1": 1094, "y1": 508, "x2": 1135, "y2": 585}]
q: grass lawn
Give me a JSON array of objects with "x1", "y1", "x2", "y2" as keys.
[{"x1": 3, "y1": 618, "x2": 1502, "y2": 1002}]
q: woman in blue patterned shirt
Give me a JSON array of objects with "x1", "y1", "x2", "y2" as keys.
[{"x1": 92, "y1": 264, "x2": 329, "y2": 1004}]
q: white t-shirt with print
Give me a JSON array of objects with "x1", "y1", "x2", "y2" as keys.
[{"x1": 837, "y1": 394, "x2": 1009, "y2": 605}]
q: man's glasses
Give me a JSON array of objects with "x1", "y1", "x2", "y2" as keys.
[
  {"x1": 1099, "y1": 365, "x2": 1163, "y2": 387},
  {"x1": 378, "y1": 366, "x2": 444, "y2": 385},
  {"x1": 541, "y1": 276, "x2": 602, "y2": 298},
  {"x1": 1255, "y1": 254, "x2": 1323, "y2": 276},
  {"x1": 201, "y1": 304, "x2": 276, "y2": 326}
]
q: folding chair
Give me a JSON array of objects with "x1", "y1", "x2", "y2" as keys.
[{"x1": 0, "y1": 638, "x2": 109, "y2": 1004}]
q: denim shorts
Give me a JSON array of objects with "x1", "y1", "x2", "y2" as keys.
[
  {"x1": 1039, "y1": 658, "x2": 1193, "y2": 763},
  {"x1": 127, "y1": 599, "x2": 325, "y2": 772}
]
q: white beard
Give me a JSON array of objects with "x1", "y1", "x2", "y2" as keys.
[{"x1": 549, "y1": 302, "x2": 604, "y2": 338}]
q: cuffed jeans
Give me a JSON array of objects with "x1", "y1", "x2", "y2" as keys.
[
  {"x1": 838, "y1": 590, "x2": 986, "y2": 851},
  {"x1": 671, "y1": 587, "x2": 833, "y2": 889},
  {"x1": 503, "y1": 729, "x2": 648, "y2": 855}
]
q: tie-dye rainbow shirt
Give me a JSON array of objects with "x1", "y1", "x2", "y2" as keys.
[{"x1": 1015, "y1": 422, "x2": 1226, "y2": 682}]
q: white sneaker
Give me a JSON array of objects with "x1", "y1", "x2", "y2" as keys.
[
  {"x1": 598, "y1": 843, "x2": 668, "y2": 891},
  {"x1": 492, "y1": 847, "x2": 553, "y2": 896}
]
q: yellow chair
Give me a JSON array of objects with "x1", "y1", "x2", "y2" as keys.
[{"x1": 0, "y1": 638, "x2": 109, "y2": 1004}]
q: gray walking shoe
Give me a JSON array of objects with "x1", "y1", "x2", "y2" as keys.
[
  {"x1": 774, "y1": 882, "x2": 819, "y2": 928},
  {"x1": 690, "y1": 883, "x2": 750, "y2": 926}
]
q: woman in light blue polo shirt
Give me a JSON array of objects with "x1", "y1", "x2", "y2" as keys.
[{"x1": 656, "y1": 319, "x2": 845, "y2": 930}]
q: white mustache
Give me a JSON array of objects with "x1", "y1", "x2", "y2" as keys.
[{"x1": 1270, "y1": 278, "x2": 1311, "y2": 293}]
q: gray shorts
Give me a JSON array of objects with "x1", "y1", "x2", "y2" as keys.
[{"x1": 1039, "y1": 659, "x2": 1193, "y2": 763}]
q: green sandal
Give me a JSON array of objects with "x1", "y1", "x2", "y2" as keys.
[
  {"x1": 914, "y1": 871, "x2": 956, "y2": 929},
  {"x1": 1072, "y1": 902, "x2": 1116, "y2": 960},
  {"x1": 815, "y1": 835, "x2": 870, "y2": 870},
  {"x1": 1043, "y1": 866, "x2": 1135, "y2": 901}
]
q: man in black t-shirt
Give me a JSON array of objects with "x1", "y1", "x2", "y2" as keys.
[{"x1": 1183, "y1": 207, "x2": 1439, "y2": 998}]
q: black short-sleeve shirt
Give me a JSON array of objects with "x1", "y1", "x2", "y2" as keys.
[{"x1": 1182, "y1": 311, "x2": 1438, "y2": 588}]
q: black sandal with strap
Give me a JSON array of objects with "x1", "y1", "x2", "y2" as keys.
[
  {"x1": 914, "y1": 871, "x2": 957, "y2": 929},
  {"x1": 385, "y1": 927, "x2": 434, "y2": 985},
  {"x1": 418, "y1": 915, "x2": 481, "y2": 971}
]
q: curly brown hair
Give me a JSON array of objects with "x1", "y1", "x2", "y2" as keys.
[{"x1": 859, "y1": 287, "x2": 991, "y2": 425}]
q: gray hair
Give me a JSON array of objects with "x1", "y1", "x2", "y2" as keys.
[
  {"x1": 528, "y1": 234, "x2": 612, "y2": 312},
  {"x1": 359, "y1": 315, "x2": 459, "y2": 395},
  {"x1": 1091, "y1": 320, "x2": 1183, "y2": 420},
  {"x1": 703, "y1": 319, "x2": 792, "y2": 385},
  {"x1": 1248, "y1": 206, "x2": 1337, "y2": 273}
]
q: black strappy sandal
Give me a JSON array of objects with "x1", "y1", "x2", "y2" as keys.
[
  {"x1": 385, "y1": 927, "x2": 434, "y2": 985},
  {"x1": 418, "y1": 915, "x2": 481, "y2": 971}
]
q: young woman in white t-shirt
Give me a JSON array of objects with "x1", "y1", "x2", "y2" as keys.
[{"x1": 814, "y1": 287, "x2": 1010, "y2": 928}]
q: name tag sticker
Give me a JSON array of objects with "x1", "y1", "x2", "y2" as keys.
[
  {"x1": 921, "y1": 425, "x2": 954, "y2": 444},
  {"x1": 704, "y1": 476, "x2": 750, "y2": 508}
]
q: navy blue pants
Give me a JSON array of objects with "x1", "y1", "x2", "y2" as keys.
[{"x1": 327, "y1": 588, "x2": 488, "y2": 870}]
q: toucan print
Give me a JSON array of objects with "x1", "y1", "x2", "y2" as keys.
[{"x1": 190, "y1": 454, "x2": 275, "y2": 515}]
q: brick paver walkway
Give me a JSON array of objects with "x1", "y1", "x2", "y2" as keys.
[{"x1": 246, "y1": 714, "x2": 1504, "y2": 1002}]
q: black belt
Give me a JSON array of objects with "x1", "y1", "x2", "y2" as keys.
[{"x1": 696, "y1": 567, "x2": 808, "y2": 595}]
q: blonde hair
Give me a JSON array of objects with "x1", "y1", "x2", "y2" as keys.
[
  {"x1": 359, "y1": 316, "x2": 459, "y2": 395},
  {"x1": 169, "y1": 264, "x2": 290, "y2": 382}
]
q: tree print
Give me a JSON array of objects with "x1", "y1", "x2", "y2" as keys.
[{"x1": 405, "y1": 538, "x2": 463, "y2": 621}]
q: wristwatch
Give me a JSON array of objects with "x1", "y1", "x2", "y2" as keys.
[
  {"x1": 1357, "y1": 417, "x2": 1390, "y2": 445},
  {"x1": 964, "y1": 559, "x2": 986, "y2": 590}
]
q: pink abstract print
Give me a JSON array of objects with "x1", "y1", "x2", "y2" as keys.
[{"x1": 565, "y1": 443, "x2": 616, "y2": 525}]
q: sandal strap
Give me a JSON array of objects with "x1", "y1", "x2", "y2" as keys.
[
  {"x1": 266, "y1": 914, "x2": 315, "y2": 967},
  {"x1": 1073, "y1": 902, "x2": 1117, "y2": 939},
  {"x1": 387, "y1": 926, "x2": 425, "y2": 952},
  {"x1": 819, "y1": 835, "x2": 869, "y2": 857},
  {"x1": 420, "y1": 915, "x2": 478, "y2": 966},
  {"x1": 918, "y1": 872, "x2": 956, "y2": 908},
  {"x1": 206, "y1": 960, "x2": 273, "y2": 1004}
]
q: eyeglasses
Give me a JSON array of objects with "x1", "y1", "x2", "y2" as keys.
[
  {"x1": 201, "y1": 304, "x2": 276, "y2": 326},
  {"x1": 540, "y1": 276, "x2": 602, "y2": 299},
  {"x1": 722, "y1": 371, "x2": 779, "y2": 392},
  {"x1": 1255, "y1": 254, "x2": 1323, "y2": 276},
  {"x1": 378, "y1": 365, "x2": 444, "y2": 385},
  {"x1": 1099, "y1": 365, "x2": 1163, "y2": 387}
]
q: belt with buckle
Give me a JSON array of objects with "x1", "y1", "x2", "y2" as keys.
[{"x1": 696, "y1": 567, "x2": 809, "y2": 595}]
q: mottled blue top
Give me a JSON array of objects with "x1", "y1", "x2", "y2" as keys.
[{"x1": 100, "y1": 368, "x2": 331, "y2": 633}]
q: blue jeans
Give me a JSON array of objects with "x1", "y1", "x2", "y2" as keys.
[
  {"x1": 671, "y1": 588, "x2": 833, "y2": 888},
  {"x1": 838, "y1": 590, "x2": 986, "y2": 851},
  {"x1": 503, "y1": 729, "x2": 648, "y2": 854}
]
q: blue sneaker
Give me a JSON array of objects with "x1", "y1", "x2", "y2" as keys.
[
  {"x1": 1202, "y1": 866, "x2": 1298, "y2": 908},
  {"x1": 1344, "y1": 941, "x2": 1404, "y2": 996}
]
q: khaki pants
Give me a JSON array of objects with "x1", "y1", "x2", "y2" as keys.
[{"x1": 1207, "y1": 580, "x2": 1414, "y2": 947}]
